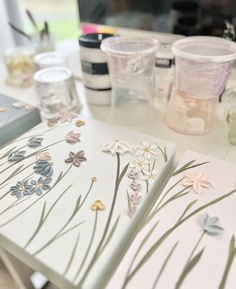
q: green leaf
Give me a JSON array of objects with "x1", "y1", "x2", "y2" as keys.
[
  {"x1": 173, "y1": 160, "x2": 209, "y2": 176},
  {"x1": 175, "y1": 248, "x2": 205, "y2": 289},
  {"x1": 176, "y1": 200, "x2": 198, "y2": 224},
  {"x1": 64, "y1": 233, "x2": 80, "y2": 276},
  {"x1": 119, "y1": 162, "x2": 130, "y2": 183}
]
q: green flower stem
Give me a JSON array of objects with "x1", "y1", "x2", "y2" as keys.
[
  {"x1": 24, "y1": 177, "x2": 95, "y2": 249},
  {"x1": 73, "y1": 211, "x2": 98, "y2": 281},
  {"x1": 218, "y1": 235, "x2": 236, "y2": 289},
  {"x1": 175, "y1": 232, "x2": 205, "y2": 289},
  {"x1": 151, "y1": 241, "x2": 179, "y2": 289},
  {"x1": 32, "y1": 194, "x2": 83, "y2": 256},
  {"x1": 63, "y1": 233, "x2": 80, "y2": 276},
  {"x1": 79, "y1": 153, "x2": 129, "y2": 286},
  {"x1": 0, "y1": 164, "x2": 72, "y2": 229},
  {"x1": 123, "y1": 189, "x2": 236, "y2": 288},
  {"x1": 0, "y1": 197, "x2": 31, "y2": 216},
  {"x1": 0, "y1": 146, "x2": 17, "y2": 160}
]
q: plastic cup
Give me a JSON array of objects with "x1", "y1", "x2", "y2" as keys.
[
  {"x1": 223, "y1": 87, "x2": 236, "y2": 146},
  {"x1": 101, "y1": 36, "x2": 160, "y2": 124},
  {"x1": 166, "y1": 36, "x2": 236, "y2": 134}
]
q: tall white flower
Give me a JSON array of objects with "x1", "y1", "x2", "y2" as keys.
[
  {"x1": 102, "y1": 140, "x2": 133, "y2": 155},
  {"x1": 135, "y1": 140, "x2": 158, "y2": 160},
  {"x1": 142, "y1": 168, "x2": 158, "y2": 184},
  {"x1": 129, "y1": 157, "x2": 150, "y2": 171}
]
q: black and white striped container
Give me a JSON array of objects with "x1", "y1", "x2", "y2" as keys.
[{"x1": 79, "y1": 33, "x2": 114, "y2": 106}]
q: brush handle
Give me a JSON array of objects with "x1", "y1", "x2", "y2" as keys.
[
  {"x1": 8, "y1": 22, "x2": 31, "y2": 41},
  {"x1": 26, "y1": 9, "x2": 38, "y2": 32}
]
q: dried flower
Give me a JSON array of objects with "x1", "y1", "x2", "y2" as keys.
[
  {"x1": 30, "y1": 177, "x2": 51, "y2": 195},
  {"x1": 36, "y1": 151, "x2": 51, "y2": 161},
  {"x1": 28, "y1": 137, "x2": 43, "y2": 148},
  {"x1": 102, "y1": 140, "x2": 132, "y2": 155},
  {"x1": 10, "y1": 180, "x2": 32, "y2": 198},
  {"x1": 199, "y1": 213, "x2": 223, "y2": 235},
  {"x1": 65, "y1": 151, "x2": 87, "y2": 167},
  {"x1": 130, "y1": 192, "x2": 142, "y2": 206},
  {"x1": 47, "y1": 117, "x2": 58, "y2": 128},
  {"x1": 142, "y1": 168, "x2": 158, "y2": 184},
  {"x1": 129, "y1": 157, "x2": 149, "y2": 171},
  {"x1": 91, "y1": 177, "x2": 97, "y2": 182},
  {"x1": 75, "y1": 120, "x2": 86, "y2": 127},
  {"x1": 65, "y1": 131, "x2": 81, "y2": 144},
  {"x1": 91, "y1": 200, "x2": 106, "y2": 211},
  {"x1": 182, "y1": 171, "x2": 212, "y2": 194},
  {"x1": 8, "y1": 150, "x2": 26, "y2": 162},
  {"x1": 135, "y1": 141, "x2": 158, "y2": 160},
  {"x1": 33, "y1": 160, "x2": 54, "y2": 177}
]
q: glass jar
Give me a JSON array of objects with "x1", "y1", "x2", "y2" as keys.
[{"x1": 224, "y1": 87, "x2": 236, "y2": 145}]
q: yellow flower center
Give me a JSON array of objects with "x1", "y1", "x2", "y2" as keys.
[{"x1": 144, "y1": 147, "x2": 150, "y2": 152}]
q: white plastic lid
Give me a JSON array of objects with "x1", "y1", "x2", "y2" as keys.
[
  {"x1": 34, "y1": 67, "x2": 72, "y2": 83},
  {"x1": 34, "y1": 52, "x2": 65, "y2": 66},
  {"x1": 172, "y1": 36, "x2": 236, "y2": 62}
]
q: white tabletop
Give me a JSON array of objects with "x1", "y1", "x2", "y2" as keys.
[{"x1": 0, "y1": 39, "x2": 236, "y2": 164}]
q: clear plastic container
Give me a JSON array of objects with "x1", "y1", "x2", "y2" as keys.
[
  {"x1": 223, "y1": 87, "x2": 236, "y2": 146},
  {"x1": 101, "y1": 36, "x2": 160, "y2": 124},
  {"x1": 166, "y1": 36, "x2": 236, "y2": 134}
]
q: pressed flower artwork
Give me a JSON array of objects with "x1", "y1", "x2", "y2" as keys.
[
  {"x1": 182, "y1": 171, "x2": 212, "y2": 193},
  {"x1": 65, "y1": 151, "x2": 87, "y2": 167}
]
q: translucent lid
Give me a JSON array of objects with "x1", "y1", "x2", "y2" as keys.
[
  {"x1": 34, "y1": 67, "x2": 72, "y2": 83},
  {"x1": 172, "y1": 36, "x2": 236, "y2": 62}
]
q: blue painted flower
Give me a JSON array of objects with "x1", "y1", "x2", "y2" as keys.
[
  {"x1": 28, "y1": 137, "x2": 43, "y2": 148},
  {"x1": 30, "y1": 177, "x2": 52, "y2": 195},
  {"x1": 8, "y1": 150, "x2": 26, "y2": 162},
  {"x1": 200, "y1": 213, "x2": 223, "y2": 236},
  {"x1": 10, "y1": 180, "x2": 32, "y2": 198},
  {"x1": 33, "y1": 160, "x2": 54, "y2": 177}
]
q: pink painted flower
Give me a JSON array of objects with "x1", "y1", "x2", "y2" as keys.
[
  {"x1": 65, "y1": 151, "x2": 87, "y2": 167},
  {"x1": 128, "y1": 206, "x2": 136, "y2": 218},
  {"x1": 182, "y1": 171, "x2": 213, "y2": 194},
  {"x1": 36, "y1": 151, "x2": 51, "y2": 161},
  {"x1": 58, "y1": 111, "x2": 77, "y2": 123},
  {"x1": 128, "y1": 170, "x2": 139, "y2": 180},
  {"x1": 65, "y1": 131, "x2": 81, "y2": 144},
  {"x1": 130, "y1": 192, "x2": 142, "y2": 206},
  {"x1": 130, "y1": 182, "x2": 141, "y2": 191}
]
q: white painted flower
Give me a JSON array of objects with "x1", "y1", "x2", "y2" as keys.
[
  {"x1": 102, "y1": 140, "x2": 132, "y2": 155},
  {"x1": 135, "y1": 141, "x2": 158, "y2": 160},
  {"x1": 142, "y1": 169, "x2": 158, "y2": 184},
  {"x1": 182, "y1": 171, "x2": 213, "y2": 194},
  {"x1": 129, "y1": 157, "x2": 150, "y2": 171}
]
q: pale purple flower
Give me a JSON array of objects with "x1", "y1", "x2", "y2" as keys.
[
  {"x1": 65, "y1": 131, "x2": 81, "y2": 144},
  {"x1": 58, "y1": 111, "x2": 77, "y2": 123},
  {"x1": 130, "y1": 192, "x2": 142, "y2": 206},
  {"x1": 130, "y1": 182, "x2": 141, "y2": 191},
  {"x1": 128, "y1": 206, "x2": 136, "y2": 218},
  {"x1": 65, "y1": 151, "x2": 87, "y2": 167},
  {"x1": 128, "y1": 170, "x2": 139, "y2": 180}
]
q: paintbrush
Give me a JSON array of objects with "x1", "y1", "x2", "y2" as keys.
[
  {"x1": 26, "y1": 9, "x2": 39, "y2": 33},
  {"x1": 8, "y1": 22, "x2": 31, "y2": 41}
]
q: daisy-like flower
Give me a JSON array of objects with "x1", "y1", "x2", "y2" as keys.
[
  {"x1": 36, "y1": 151, "x2": 51, "y2": 161},
  {"x1": 65, "y1": 131, "x2": 81, "y2": 144},
  {"x1": 182, "y1": 171, "x2": 212, "y2": 194},
  {"x1": 91, "y1": 200, "x2": 106, "y2": 211},
  {"x1": 8, "y1": 150, "x2": 26, "y2": 162},
  {"x1": 102, "y1": 140, "x2": 132, "y2": 155},
  {"x1": 65, "y1": 151, "x2": 87, "y2": 167},
  {"x1": 199, "y1": 213, "x2": 223, "y2": 236},
  {"x1": 10, "y1": 180, "x2": 32, "y2": 198},
  {"x1": 58, "y1": 111, "x2": 77, "y2": 123},
  {"x1": 28, "y1": 137, "x2": 43, "y2": 148},
  {"x1": 129, "y1": 157, "x2": 150, "y2": 171},
  {"x1": 33, "y1": 160, "x2": 54, "y2": 177},
  {"x1": 135, "y1": 141, "x2": 158, "y2": 160},
  {"x1": 128, "y1": 170, "x2": 140, "y2": 180},
  {"x1": 30, "y1": 177, "x2": 52, "y2": 195},
  {"x1": 142, "y1": 168, "x2": 158, "y2": 184}
]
